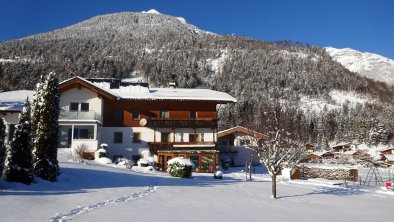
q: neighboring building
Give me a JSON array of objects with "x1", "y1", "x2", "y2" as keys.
[
  {"x1": 58, "y1": 77, "x2": 236, "y2": 173},
  {"x1": 305, "y1": 143, "x2": 314, "y2": 153},
  {"x1": 379, "y1": 148, "x2": 394, "y2": 155},
  {"x1": 381, "y1": 154, "x2": 394, "y2": 165},
  {"x1": 332, "y1": 142, "x2": 352, "y2": 153},
  {"x1": 0, "y1": 90, "x2": 35, "y2": 145},
  {"x1": 343, "y1": 150, "x2": 368, "y2": 159},
  {"x1": 303, "y1": 151, "x2": 334, "y2": 163},
  {"x1": 217, "y1": 126, "x2": 267, "y2": 167}
]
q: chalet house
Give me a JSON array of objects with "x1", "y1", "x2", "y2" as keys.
[
  {"x1": 0, "y1": 90, "x2": 35, "y2": 145},
  {"x1": 58, "y1": 77, "x2": 236, "y2": 173},
  {"x1": 332, "y1": 142, "x2": 352, "y2": 153},
  {"x1": 381, "y1": 154, "x2": 394, "y2": 165},
  {"x1": 379, "y1": 148, "x2": 394, "y2": 155},
  {"x1": 304, "y1": 143, "x2": 314, "y2": 153},
  {"x1": 343, "y1": 150, "x2": 368, "y2": 159},
  {"x1": 303, "y1": 151, "x2": 334, "y2": 163},
  {"x1": 217, "y1": 126, "x2": 267, "y2": 166}
]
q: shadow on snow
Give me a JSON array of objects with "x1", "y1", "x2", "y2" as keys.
[{"x1": 0, "y1": 163, "x2": 242, "y2": 196}]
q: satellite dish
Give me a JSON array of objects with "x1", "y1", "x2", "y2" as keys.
[{"x1": 139, "y1": 118, "x2": 147, "y2": 126}]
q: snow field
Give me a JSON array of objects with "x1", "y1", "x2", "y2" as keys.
[{"x1": 0, "y1": 154, "x2": 393, "y2": 221}]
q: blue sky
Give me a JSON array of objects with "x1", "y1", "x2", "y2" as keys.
[{"x1": 1, "y1": 0, "x2": 393, "y2": 59}]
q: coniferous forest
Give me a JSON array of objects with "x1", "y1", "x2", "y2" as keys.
[{"x1": 0, "y1": 12, "x2": 394, "y2": 147}]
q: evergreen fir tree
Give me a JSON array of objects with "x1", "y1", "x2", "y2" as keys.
[
  {"x1": 3, "y1": 98, "x2": 34, "y2": 184},
  {"x1": 31, "y1": 75, "x2": 44, "y2": 143},
  {"x1": 33, "y1": 72, "x2": 60, "y2": 181},
  {"x1": 0, "y1": 115, "x2": 6, "y2": 177}
]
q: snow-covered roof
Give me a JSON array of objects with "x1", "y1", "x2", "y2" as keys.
[
  {"x1": 384, "y1": 154, "x2": 394, "y2": 162},
  {"x1": 0, "y1": 90, "x2": 35, "y2": 111},
  {"x1": 312, "y1": 151, "x2": 332, "y2": 157},
  {"x1": 343, "y1": 150, "x2": 357, "y2": 155},
  {"x1": 332, "y1": 142, "x2": 352, "y2": 147},
  {"x1": 61, "y1": 77, "x2": 237, "y2": 103},
  {"x1": 218, "y1": 126, "x2": 267, "y2": 139}
]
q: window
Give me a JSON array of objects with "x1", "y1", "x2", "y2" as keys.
[
  {"x1": 189, "y1": 133, "x2": 200, "y2": 143},
  {"x1": 114, "y1": 109, "x2": 123, "y2": 120},
  {"x1": 133, "y1": 132, "x2": 141, "y2": 143},
  {"x1": 70, "y1": 102, "x2": 79, "y2": 111},
  {"x1": 190, "y1": 111, "x2": 197, "y2": 119},
  {"x1": 114, "y1": 132, "x2": 123, "y2": 143},
  {"x1": 240, "y1": 139, "x2": 251, "y2": 146},
  {"x1": 80, "y1": 103, "x2": 89, "y2": 111},
  {"x1": 132, "y1": 111, "x2": 140, "y2": 119},
  {"x1": 161, "y1": 132, "x2": 170, "y2": 142},
  {"x1": 73, "y1": 125, "x2": 94, "y2": 139},
  {"x1": 160, "y1": 110, "x2": 169, "y2": 119}
]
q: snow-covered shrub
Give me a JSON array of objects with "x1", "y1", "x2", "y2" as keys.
[
  {"x1": 94, "y1": 148, "x2": 107, "y2": 159},
  {"x1": 138, "y1": 159, "x2": 150, "y2": 167},
  {"x1": 72, "y1": 144, "x2": 89, "y2": 163},
  {"x1": 214, "y1": 171, "x2": 223, "y2": 179},
  {"x1": 114, "y1": 157, "x2": 133, "y2": 169},
  {"x1": 167, "y1": 157, "x2": 194, "y2": 178}
]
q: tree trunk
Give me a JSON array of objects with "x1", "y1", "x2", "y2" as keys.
[{"x1": 272, "y1": 174, "x2": 277, "y2": 199}]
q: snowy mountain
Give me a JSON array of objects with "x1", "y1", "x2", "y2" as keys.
[
  {"x1": 1, "y1": 10, "x2": 394, "y2": 146},
  {"x1": 325, "y1": 47, "x2": 394, "y2": 84},
  {"x1": 27, "y1": 9, "x2": 213, "y2": 41}
]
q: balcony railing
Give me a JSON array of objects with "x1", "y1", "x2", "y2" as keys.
[
  {"x1": 59, "y1": 110, "x2": 100, "y2": 121},
  {"x1": 147, "y1": 118, "x2": 217, "y2": 128},
  {"x1": 148, "y1": 141, "x2": 217, "y2": 152}
]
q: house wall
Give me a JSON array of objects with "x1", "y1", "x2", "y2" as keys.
[
  {"x1": 101, "y1": 127, "x2": 216, "y2": 159},
  {"x1": 60, "y1": 87, "x2": 103, "y2": 123},
  {"x1": 1, "y1": 112, "x2": 20, "y2": 144}
]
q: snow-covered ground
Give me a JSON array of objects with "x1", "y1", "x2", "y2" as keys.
[{"x1": 1, "y1": 150, "x2": 393, "y2": 222}]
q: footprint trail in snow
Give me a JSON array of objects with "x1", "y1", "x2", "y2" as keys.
[{"x1": 48, "y1": 186, "x2": 158, "y2": 222}]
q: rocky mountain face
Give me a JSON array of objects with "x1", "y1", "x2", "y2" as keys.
[
  {"x1": 325, "y1": 47, "x2": 394, "y2": 85},
  {"x1": 1, "y1": 10, "x2": 394, "y2": 147}
]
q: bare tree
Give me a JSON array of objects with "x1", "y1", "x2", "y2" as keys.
[{"x1": 253, "y1": 130, "x2": 303, "y2": 199}]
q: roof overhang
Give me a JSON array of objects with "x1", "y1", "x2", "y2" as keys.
[
  {"x1": 59, "y1": 77, "x2": 118, "y2": 100},
  {"x1": 218, "y1": 126, "x2": 268, "y2": 141}
]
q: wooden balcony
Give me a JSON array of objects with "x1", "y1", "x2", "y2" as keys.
[
  {"x1": 146, "y1": 118, "x2": 217, "y2": 128},
  {"x1": 148, "y1": 141, "x2": 217, "y2": 153}
]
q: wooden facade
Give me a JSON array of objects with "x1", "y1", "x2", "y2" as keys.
[{"x1": 102, "y1": 99, "x2": 217, "y2": 127}]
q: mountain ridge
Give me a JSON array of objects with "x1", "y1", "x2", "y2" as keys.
[
  {"x1": 325, "y1": 47, "x2": 394, "y2": 85},
  {"x1": 1, "y1": 10, "x2": 394, "y2": 146}
]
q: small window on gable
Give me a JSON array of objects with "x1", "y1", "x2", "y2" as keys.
[
  {"x1": 114, "y1": 109, "x2": 123, "y2": 120},
  {"x1": 70, "y1": 102, "x2": 79, "y2": 111},
  {"x1": 190, "y1": 111, "x2": 197, "y2": 119},
  {"x1": 80, "y1": 103, "x2": 89, "y2": 111},
  {"x1": 114, "y1": 132, "x2": 123, "y2": 144},
  {"x1": 132, "y1": 111, "x2": 140, "y2": 120},
  {"x1": 133, "y1": 132, "x2": 141, "y2": 143},
  {"x1": 160, "y1": 110, "x2": 169, "y2": 119}
]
